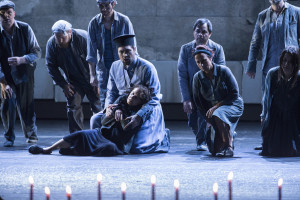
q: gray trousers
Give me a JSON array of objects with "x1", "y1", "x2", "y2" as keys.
[
  {"x1": 187, "y1": 109, "x2": 207, "y2": 145},
  {"x1": 1, "y1": 70, "x2": 37, "y2": 142},
  {"x1": 66, "y1": 85, "x2": 101, "y2": 133}
]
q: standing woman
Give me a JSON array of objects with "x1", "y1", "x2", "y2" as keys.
[
  {"x1": 261, "y1": 46, "x2": 300, "y2": 157},
  {"x1": 192, "y1": 45, "x2": 244, "y2": 157}
]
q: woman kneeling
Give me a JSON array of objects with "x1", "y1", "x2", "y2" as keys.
[
  {"x1": 261, "y1": 46, "x2": 300, "y2": 157},
  {"x1": 192, "y1": 45, "x2": 244, "y2": 157}
]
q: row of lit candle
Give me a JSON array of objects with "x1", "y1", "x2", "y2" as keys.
[{"x1": 28, "y1": 173, "x2": 283, "y2": 199}]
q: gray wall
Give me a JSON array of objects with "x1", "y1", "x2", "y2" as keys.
[
  {"x1": 7, "y1": 0, "x2": 300, "y2": 104},
  {"x1": 14, "y1": 0, "x2": 300, "y2": 61}
]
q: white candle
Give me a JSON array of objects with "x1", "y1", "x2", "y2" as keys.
[
  {"x1": 45, "y1": 187, "x2": 50, "y2": 200},
  {"x1": 174, "y1": 180, "x2": 179, "y2": 200},
  {"x1": 213, "y1": 183, "x2": 218, "y2": 200}
]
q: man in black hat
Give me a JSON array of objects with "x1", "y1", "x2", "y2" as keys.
[
  {"x1": 90, "y1": 34, "x2": 170, "y2": 154},
  {"x1": 0, "y1": 0, "x2": 41, "y2": 147},
  {"x1": 87, "y1": 0, "x2": 136, "y2": 109},
  {"x1": 46, "y1": 20, "x2": 101, "y2": 133}
]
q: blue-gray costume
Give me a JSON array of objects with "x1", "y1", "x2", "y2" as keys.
[
  {"x1": 192, "y1": 64, "x2": 243, "y2": 153},
  {"x1": 91, "y1": 57, "x2": 170, "y2": 154},
  {"x1": 246, "y1": 2, "x2": 300, "y2": 92},
  {"x1": 260, "y1": 67, "x2": 300, "y2": 156},
  {"x1": 46, "y1": 29, "x2": 101, "y2": 133},
  {"x1": 62, "y1": 94, "x2": 142, "y2": 156},
  {"x1": 0, "y1": 20, "x2": 41, "y2": 143},
  {"x1": 177, "y1": 39, "x2": 226, "y2": 146},
  {"x1": 86, "y1": 11, "x2": 136, "y2": 108}
]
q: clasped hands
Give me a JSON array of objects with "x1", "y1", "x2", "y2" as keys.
[{"x1": 106, "y1": 104, "x2": 142, "y2": 130}]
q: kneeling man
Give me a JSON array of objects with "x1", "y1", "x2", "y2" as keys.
[{"x1": 91, "y1": 34, "x2": 170, "y2": 154}]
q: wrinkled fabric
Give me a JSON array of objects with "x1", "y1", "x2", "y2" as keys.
[
  {"x1": 63, "y1": 129, "x2": 123, "y2": 156},
  {"x1": 46, "y1": 29, "x2": 101, "y2": 133},
  {"x1": 261, "y1": 68, "x2": 300, "y2": 156},
  {"x1": 193, "y1": 64, "x2": 244, "y2": 136},
  {"x1": 177, "y1": 39, "x2": 226, "y2": 145},
  {"x1": 0, "y1": 20, "x2": 40, "y2": 141},
  {"x1": 247, "y1": 3, "x2": 300, "y2": 74},
  {"x1": 92, "y1": 57, "x2": 170, "y2": 154},
  {"x1": 86, "y1": 11, "x2": 136, "y2": 107}
]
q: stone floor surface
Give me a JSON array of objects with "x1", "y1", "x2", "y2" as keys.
[{"x1": 0, "y1": 120, "x2": 300, "y2": 200}]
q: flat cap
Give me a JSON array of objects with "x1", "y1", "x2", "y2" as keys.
[
  {"x1": 0, "y1": 0, "x2": 15, "y2": 10},
  {"x1": 51, "y1": 20, "x2": 72, "y2": 33},
  {"x1": 113, "y1": 34, "x2": 135, "y2": 48}
]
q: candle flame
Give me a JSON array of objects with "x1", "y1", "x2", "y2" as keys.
[
  {"x1": 278, "y1": 178, "x2": 283, "y2": 187},
  {"x1": 228, "y1": 171, "x2": 233, "y2": 181},
  {"x1": 45, "y1": 187, "x2": 50, "y2": 195},
  {"x1": 28, "y1": 176, "x2": 34, "y2": 185},
  {"x1": 151, "y1": 175, "x2": 156, "y2": 185},
  {"x1": 174, "y1": 179, "x2": 180, "y2": 189},
  {"x1": 66, "y1": 186, "x2": 72, "y2": 195},
  {"x1": 213, "y1": 183, "x2": 218, "y2": 193},
  {"x1": 97, "y1": 173, "x2": 103, "y2": 182},
  {"x1": 121, "y1": 182, "x2": 126, "y2": 192}
]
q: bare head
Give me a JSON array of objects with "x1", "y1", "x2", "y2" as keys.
[
  {"x1": 193, "y1": 18, "x2": 212, "y2": 45},
  {"x1": 279, "y1": 46, "x2": 299, "y2": 84},
  {"x1": 96, "y1": 0, "x2": 117, "y2": 18}
]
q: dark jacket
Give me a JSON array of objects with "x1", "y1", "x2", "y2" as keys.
[
  {"x1": 45, "y1": 29, "x2": 90, "y2": 88},
  {"x1": 0, "y1": 20, "x2": 41, "y2": 85}
]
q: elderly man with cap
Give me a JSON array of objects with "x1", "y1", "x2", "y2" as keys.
[
  {"x1": 87, "y1": 0, "x2": 136, "y2": 109},
  {"x1": 46, "y1": 20, "x2": 101, "y2": 133},
  {"x1": 246, "y1": 0, "x2": 300, "y2": 150},
  {"x1": 177, "y1": 18, "x2": 226, "y2": 151},
  {"x1": 0, "y1": 0, "x2": 41, "y2": 147},
  {"x1": 90, "y1": 34, "x2": 170, "y2": 154}
]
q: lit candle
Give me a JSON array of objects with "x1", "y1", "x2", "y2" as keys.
[
  {"x1": 228, "y1": 172, "x2": 233, "y2": 200},
  {"x1": 121, "y1": 182, "x2": 126, "y2": 200},
  {"x1": 213, "y1": 183, "x2": 218, "y2": 200},
  {"x1": 151, "y1": 175, "x2": 156, "y2": 200},
  {"x1": 45, "y1": 187, "x2": 50, "y2": 200},
  {"x1": 29, "y1": 176, "x2": 34, "y2": 200},
  {"x1": 66, "y1": 186, "x2": 72, "y2": 200},
  {"x1": 174, "y1": 180, "x2": 179, "y2": 200},
  {"x1": 278, "y1": 178, "x2": 283, "y2": 200},
  {"x1": 97, "y1": 174, "x2": 102, "y2": 200}
]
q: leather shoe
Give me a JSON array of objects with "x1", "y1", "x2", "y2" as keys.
[
  {"x1": 254, "y1": 145, "x2": 262, "y2": 150},
  {"x1": 3, "y1": 140, "x2": 14, "y2": 147}
]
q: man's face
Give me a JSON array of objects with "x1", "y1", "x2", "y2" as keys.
[
  {"x1": 54, "y1": 31, "x2": 72, "y2": 48},
  {"x1": 193, "y1": 23, "x2": 212, "y2": 45},
  {"x1": 270, "y1": 0, "x2": 284, "y2": 11},
  {"x1": 118, "y1": 45, "x2": 136, "y2": 66},
  {"x1": 194, "y1": 53, "x2": 213, "y2": 74},
  {"x1": 0, "y1": 8, "x2": 15, "y2": 27},
  {"x1": 97, "y1": 2, "x2": 115, "y2": 17}
]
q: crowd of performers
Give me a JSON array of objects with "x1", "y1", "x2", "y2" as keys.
[{"x1": 0, "y1": 0, "x2": 299, "y2": 157}]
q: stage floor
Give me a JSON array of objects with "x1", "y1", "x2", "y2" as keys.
[{"x1": 0, "y1": 120, "x2": 299, "y2": 200}]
